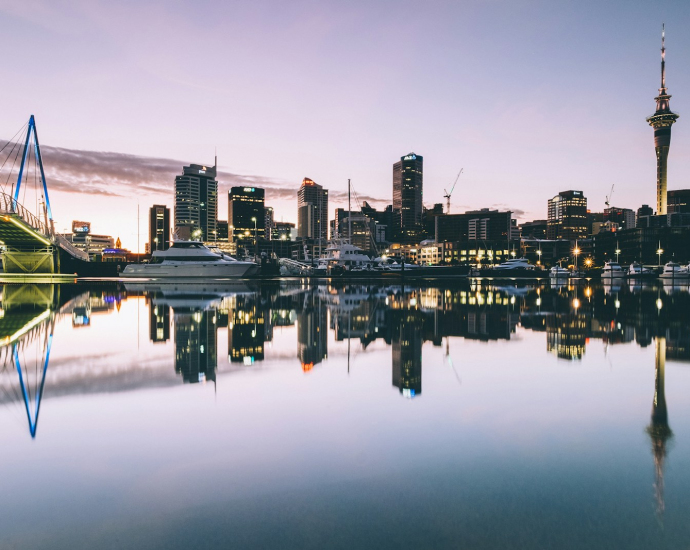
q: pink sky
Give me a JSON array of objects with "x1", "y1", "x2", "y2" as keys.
[{"x1": 2, "y1": 0, "x2": 690, "y2": 249}]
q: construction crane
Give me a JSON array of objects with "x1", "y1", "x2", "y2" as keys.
[
  {"x1": 605, "y1": 184, "x2": 615, "y2": 208},
  {"x1": 443, "y1": 168, "x2": 463, "y2": 214}
]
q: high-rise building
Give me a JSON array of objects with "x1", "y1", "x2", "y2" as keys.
[
  {"x1": 646, "y1": 26, "x2": 679, "y2": 215},
  {"x1": 174, "y1": 162, "x2": 218, "y2": 241},
  {"x1": 148, "y1": 205, "x2": 170, "y2": 252},
  {"x1": 297, "y1": 178, "x2": 328, "y2": 241},
  {"x1": 228, "y1": 186, "x2": 265, "y2": 243},
  {"x1": 546, "y1": 190, "x2": 588, "y2": 240},
  {"x1": 393, "y1": 153, "x2": 423, "y2": 243}
]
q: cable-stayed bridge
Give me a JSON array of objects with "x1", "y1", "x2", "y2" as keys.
[{"x1": 0, "y1": 116, "x2": 88, "y2": 274}]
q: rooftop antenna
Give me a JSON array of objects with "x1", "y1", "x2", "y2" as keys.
[{"x1": 661, "y1": 23, "x2": 666, "y2": 91}]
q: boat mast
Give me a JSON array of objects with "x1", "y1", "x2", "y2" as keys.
[{"x1": 348, "y1": 179, "x2": 351, "y2": 244}]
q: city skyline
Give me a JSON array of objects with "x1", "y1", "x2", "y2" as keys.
[{"x1": 2, "y1": 2, "x2": 690, "y2": 250}]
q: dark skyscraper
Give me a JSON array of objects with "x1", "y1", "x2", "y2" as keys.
[
  {"x1": 646, "y1": 26, "x2": 679, "y2": 215},
  {"x1": 148, "y1": 204, "x2": 170, "y2": 252},
  {"x1": 297, "y1": 178, "x2": 328, "y2": 241},
  {"x1": 546, "y1": 190, "x2": 588, "y2": 240},
  {"x1": 228, "y1": 186, "x2": 265, "y2": 243},
  {"x1": 174, "y1": 161, "x2": 218, "y2": 241},
  {"x1": 393, "y1": 153, "x2": 423, "y2": 243}
]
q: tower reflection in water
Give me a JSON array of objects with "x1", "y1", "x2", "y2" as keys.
[{"x1": 647, "y1": 337, "x2": 672, "y2": 518}]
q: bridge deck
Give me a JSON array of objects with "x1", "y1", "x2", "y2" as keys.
[{"x1": 0, "y1": 214, "x2": 51, "y2": 249}]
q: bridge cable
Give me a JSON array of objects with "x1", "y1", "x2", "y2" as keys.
[
  {"x1": 4, "y1": 139, "x2": 25, "y2": 198},
  {"x1": 0, "y1": 122, "x2": 29, "y2": 158},
  {"x1": 0, "y1": 139, "x2": 24, "y2": 193},
  {"x1": 0, "y1": 122, "x2": 30, "y2": 193}
]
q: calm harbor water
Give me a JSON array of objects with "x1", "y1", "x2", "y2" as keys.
[{"x1": 1, "y1": 279, "x2": 690, "y2": 549}]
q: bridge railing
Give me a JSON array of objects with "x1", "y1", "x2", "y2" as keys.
[
  {"x1": 0, "y1": 193, "x2": 52, "y2": 237},
  {"x1": 54, "y1": 234, "x2": 89, "y2": 261}
]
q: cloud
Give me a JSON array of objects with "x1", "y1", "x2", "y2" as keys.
[
  {"x1": 0, "y1": 140, "x2": 297, "y2": 201},
  {"x1": 0, "y1": 140, "x2": 391, "y2": 211}
]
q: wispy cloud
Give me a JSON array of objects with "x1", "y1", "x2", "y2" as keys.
[{"x1": 0, "y1": 141, "x2": 389, "y2": 209}]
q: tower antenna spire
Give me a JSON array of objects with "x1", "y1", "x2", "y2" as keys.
[{"x1": 661, "y1": 23, "x2": 666, "y2": 91}]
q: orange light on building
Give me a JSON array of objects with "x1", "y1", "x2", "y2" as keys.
[{"x1": 302, "y1": 362, "x2": 314, "y2": 372}]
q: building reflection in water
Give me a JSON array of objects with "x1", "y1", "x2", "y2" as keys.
[
  {"x1": 297, "y1": 290, "x2": 327, "y2": 372},
  {"x1": 647, "y1": 337, "x2": 672, "y2": 519},
  {"x1": 228, "y1": 294, "x2": 265, "y2": 365},
  {"x1": 391, "y1": 307, "x2": 423, "y2": 398},
  {"x1": 149, "y1": 304, "x2": 170, "y2": 343},
  {"x1": 174, "y1": 308, "x2": 217, "y2": 384}
]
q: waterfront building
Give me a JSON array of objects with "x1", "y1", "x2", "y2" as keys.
[
  {"x1": 297, "y1": 178, "x2": 328, "y2": 242},
  {"x1": 148, "y1": 205, "x2": 170, "y2": 252},
  {"x1": 604, "y1": 207, "x2": 636, "y2": 230},
  {"x1": 228, "y1": 186, "x2": 265, "y2": 243},
  {"x1": 62, "y1": 220, "x2": 114, "y2": 257},
  {"x1": 174, "y1": 161, "x2": 218, "y2": 241},
  {"x1": 546, "y1": 190, "x2": 587, "y2": 240},
  {"x1": 520, "y1": 219, "x2": 547, "y2": 240},
  {"x1": 393, "y1": 153, "x2": 423, "y2": 243},
  {"x1": 272, "y1": 221, "x2": 295, "y2": 241},
  {"x1": 217, "y1": 220, "x2": 229, "y2": 241},
  {"x1": 667, "y1": 189, "x2": 690, "y2": 214},
  {"x1": 647, "y1": 26, "x2": 679, "y2": 215},
  {"x1": 436, "y1": 208, "x2": 513, "y2": 244}
]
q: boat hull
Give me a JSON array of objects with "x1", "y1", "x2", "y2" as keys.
[{"x1": 121, "y1": 262, "x2": 260, "y2": 278}]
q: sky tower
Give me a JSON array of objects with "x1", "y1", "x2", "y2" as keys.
[{"x1": 646, "y1": 25, "x2": 679, "y2": 215}]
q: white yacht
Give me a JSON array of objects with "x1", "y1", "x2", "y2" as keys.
[
  {"x1": 122, "y1": 241, "x2": 260, "y2": 278},
  {"x1": 492, "y1": 258, "x2": 535, "y2": 271},
  {"x1": 659, "y1": 261, "x2": 689, "y2": 280},
  {"x1": 601, "y1": 261, "x2": 625, "y2": 280},
  {"x1": 627, "y1": 262, "x2": 655, "y2": 279},
  {"x1": 549, "y1": 266, "x2": 571, "y2": 279},
  {"x1": 322, "y1": 239, "x2": 373, "y2": 271}
]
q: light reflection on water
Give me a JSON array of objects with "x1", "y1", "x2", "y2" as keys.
[{"x1": 0, "y1": 280, "x2": 689, "y2": 549}]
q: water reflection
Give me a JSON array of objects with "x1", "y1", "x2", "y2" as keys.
[
  {"x1": 648, "y1": 337, "x2": 673, "y2": 519},
  {"x1": 0, "y1": 280, "x2": 688, "y2": 537}
]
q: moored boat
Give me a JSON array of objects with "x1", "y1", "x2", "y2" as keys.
[
  {"x1": 626, "y1": 262, "x2": 656, "y2": 279},
  {"x1": 122, "y1": 241, "x2": 259, "y2": 278},
  {"x1": 601, "y1": 261, "x2": 625, "y2": 280},
  {"x1": 659, "y1": 261, "x2": 689, "y2": 280}
]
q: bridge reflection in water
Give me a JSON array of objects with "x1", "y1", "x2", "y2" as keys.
[{"x1": 0, "y1": 280, "x2": 687, "y2": 519}]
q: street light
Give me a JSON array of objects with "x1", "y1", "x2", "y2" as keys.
[
  {"x1": 536, "y1": 248, "x2": 542, "y2": 266},
  {"x1": 657, "y1": 245, "x2": 664, "y2": 267},
  {"x1": 573, "y1": 246, "x2": 581, "y2": 270},
  {"x1": 615, "y1": 244, "x2": 621, "y2": 263},
  {"x1": 251, "y1": 217, "x2": 258, "y2": 260},
  {"x1": 585, "y1": 258, "x2": 593, "y2": 268}
]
